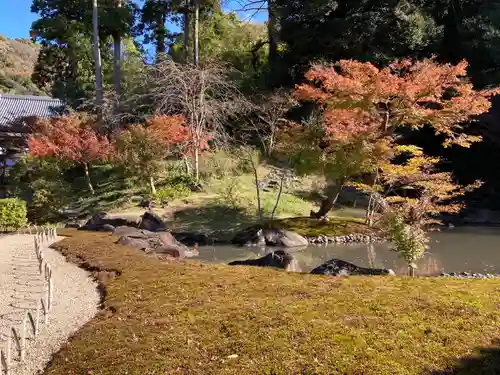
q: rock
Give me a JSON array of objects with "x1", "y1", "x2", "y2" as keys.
[
  {"x1": 139, "y1": 199, "x2": 155, "y2": 209},
  {"x1": 113, "y1": 226, "x2": 155, "y2": 238},
  {"x1": 155, "y1": 247, "x2": 181, "y2": 258},
  {"x1": 156, "y1": 232, "x2": 194, "y2": 257},
  {"x1": 113, "y1": 226, "x2": 198, "y2": 258},
  {"x1": 228, "y1": 250, "x2": 297, "y2": 271},
  {"x1": 231, "y1": 226, "x2": 265, "y2": 247},
  {"x1": 139, "y1": 211, "x2": 167, "y2": 231},
  {"x1": 99, "y1": 224, "x2": 115, "y2": 232},
  {"x1": 310, "y1": 259, "x2": 395, "y2": 276},
  {"x1": 171, "y1": 232, "x2": 214, "y2": 246},
  {"x1": 65, "y1": 222, "x2": 81, "y2": 229},
  {"x1": 189, "y1": 182, "x2": 204, "y2": 192},
  {"x1": 232, "y1": 227, "x2": 308, "y2": 248},
  {"x1": 116, "y1": 236, "x2": 150, "y2": 250},
  {"x1": 79, "y1": 212, "x2": 140, "y2": 231}
]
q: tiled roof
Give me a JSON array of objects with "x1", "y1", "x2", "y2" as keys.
[{"x1": 0, "y1": 93, "x2": 64, "y2": 131}]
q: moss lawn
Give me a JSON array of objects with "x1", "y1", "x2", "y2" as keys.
[{"x1": 42, "y1": 229, "x2": 500, "y2": 375}]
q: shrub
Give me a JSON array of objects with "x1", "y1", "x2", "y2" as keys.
[
  {"x1": 9, "y1": 156, "x2": 72, "y2": 223},
  {"x1": 0, "y1": 198, "x2": 28, "y2": 231},
  {"x1": 155, "y1": 184, "x2": 191, "y2": 206},
  {"x1": 198, "y1": 150, "x2": 249, "y2": 179},
  {"x1": 384, "y1": 213, "x2": 429, "y2": 276}
]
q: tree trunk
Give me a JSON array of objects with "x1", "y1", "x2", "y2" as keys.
[
  {"x1": 92, "y1": 0, "x2": 104, "y2": 114},
  {"x1": 409, "y1": 265, "x2": 415, "y2": 277},
  {"x1": 183, "y1": 3, "x2": 190, "y2": 63},
  {"x1": 270, "y1": 173, "x2": 285, "y2": 221},
  {"x1": 251, "y1": 159, "x2": 262, "y2": 221},
  {"x1": 193, "y1": 0, "x2": 199, "y2": 67},
  {"x1": 267, "y1": 0, "x2": 278, "y2": 74},
  {"x1": 113, "y1": 32, "x2": 121, "y2": 112},
  {"x1": 194, "y1": 143, "x2": 200, "y2": 181},
  {"x1": 310, "y1": 180, "x2": 344, "y2": 218},
  {"x1": 183, "y1": 155, "x2": 191, "y2": 175},
  {"x1": 155, "y1": 12, "x2": 166, "y2": 55},
  {"x1": 83, "y1": 163, "x2": 95, "y2": 195},
  {"x1": 150, "y1": 176, "x2": 157, "y2": 195}
]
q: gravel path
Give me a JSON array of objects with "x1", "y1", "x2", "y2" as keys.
[{"x1": 0, "y1": 234, "x2": 100, "y2": 375}]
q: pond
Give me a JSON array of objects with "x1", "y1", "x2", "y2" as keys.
[{"x1": 192, "y1": 226, "x2": 500, "y2": 276}]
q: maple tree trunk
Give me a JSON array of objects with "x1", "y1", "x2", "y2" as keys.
[
  {"x1": 183, "y1": 155, "x2": 191, "y2": 175},
  {"x1": 310, "y1": 180, "x2": 344, "y2": 218},
  {"x1": 251, "y1": 159, "x2": 262, "y2": 221},
  {"x1": 194, "y1": 144, "x2": 200, "y2": 182},
  {"x1": 270, "y1": 173, "x2": 285, "y2": 222},
  {"x1": 83, "y1": 163, "x2": 95, "y2": 195},
  {"x1": 409, "y1": 265, "x2": 415, "y2": 277},
  {"x1": 149, "y1": 176, "x2": 157, "y2": 195}
]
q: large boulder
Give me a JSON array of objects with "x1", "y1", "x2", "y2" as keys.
[
  {"x1": 139, "y1": 211, "x2": 168, "y2": 232},
  {"x1": 79, "y1": 212, "x2": 140, "y2": 231},
  {"x1": 113, "y1": 226, "x2": 155, "y2": 238},
  {"x1": 114, "y1": 226, "x2": 197, "y2": 258},
  {"x1": 228, "y1": 250, "x2": 298, "y2": 271},
  {"x1": 310, "y1": 259, "x2": 395, "y2": 276},
  {"x1": 171, "y1": 232, "x2": 214, "y2": 246},
  {"x1": 232, "y1": 227, "x2": 308, "y2": 248},
  {"x1": 116, "y1": 236, "x2": 150, "y2": 250}
]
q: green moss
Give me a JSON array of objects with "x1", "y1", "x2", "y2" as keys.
[
  {"x1": 47, "y1": 229, "x2": 500, "y2": 375},
  {"x1": 273, "y1": 216, "x2": 373, "y2": 237}
]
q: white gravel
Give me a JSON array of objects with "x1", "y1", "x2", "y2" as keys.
[{"x1": 0, "y1": 234, "x2": 100, "y2": 375}]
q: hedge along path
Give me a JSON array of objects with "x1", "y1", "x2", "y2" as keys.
[{"x1": 0, "y1": 233, "x2": 100, "y2": 375}]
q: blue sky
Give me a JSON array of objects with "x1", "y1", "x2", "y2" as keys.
[{"x1": 0, "y1": 0, "x2": 267, "y2": 39}]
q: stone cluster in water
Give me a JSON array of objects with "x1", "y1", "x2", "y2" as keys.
[
  {"x1": 440, "y1": 272, "x2": 500, "y2": 279},
  {"x1": 306, "y1": 233, "x2": 386, "y2": 244}
]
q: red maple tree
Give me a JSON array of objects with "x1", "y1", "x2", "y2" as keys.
[
  {"x1": 147, "y1": 115, "x2": 211, "y2": 174},
  {"x1": 285, "y1": 58, "x2": 500, "y2": 218},
  {"x1": 28, "y1": 114, "x2": 112, "y2": 194}
]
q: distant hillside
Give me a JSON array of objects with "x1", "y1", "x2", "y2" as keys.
[{"x1": 0, "y1": 35, "x2": 46, "y2": 95}]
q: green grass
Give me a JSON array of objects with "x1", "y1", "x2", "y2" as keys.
[
  {"x1": 275, "y1": 216, "x2": 373, "y2": 237},
  {"x1": 46, "y1": 229, "x2": 500, "y2": 375}
]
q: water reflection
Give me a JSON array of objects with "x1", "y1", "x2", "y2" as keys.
[{"x1": 193, "y1": 226, "x2": 500, "y2": 275}]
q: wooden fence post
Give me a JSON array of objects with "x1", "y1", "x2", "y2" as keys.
[
  {"x1": 28, "y1": 311, "x2": 36, "y2": 338},
  {"x1": 35, "y1": 299, "x2": 41, "y2": 337},
  {"x1": 11, "y1": 328, "x2": 21, "y2": 362},
  {"x1": 21, "y1": 314, "x2": 27, "y2": 362},
  {"x1": 1, "y1": 332, "x2": 11, "y2": 375},
  {"x1": 41, "y1": 297, "x2": 48, "y2": 325},
  {"x1": 48, "y1": 276, "x2": 53, "y2": 311},
  {"x1": 38, "y1": 252, "x2": 44, "y2": 274}
]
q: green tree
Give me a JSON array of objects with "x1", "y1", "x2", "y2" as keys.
[
  {"x1": 31, "y1": 0, "x2": 135, "y2": 106},
  {"x1": 170, "y1": 12, "x2": 266, "y2": 71}
]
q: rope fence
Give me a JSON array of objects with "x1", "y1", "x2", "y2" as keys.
[{"x1": 0, "y1": 227, "x2": 57, "y2": 375}]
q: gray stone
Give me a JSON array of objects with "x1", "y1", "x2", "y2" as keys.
[
  {"x1": 310, "y1": 259, "x2": 395, "y2": 276},
  {"x1": 229, "y1": 251, "x2": 296, "y2": 271},
  {"x1": 116, "y1": 236, "x2": 150, "y2": 250},
  {"x1": 139, "y1": 211, "x2": 167, "y2": 231}
]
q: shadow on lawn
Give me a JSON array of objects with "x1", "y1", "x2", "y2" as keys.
[
  {"x1": 165, "y1": 203, "x2": 256, "y2": 239},
  {"x1": 427, "y1": 343, "x2": 500, "y2": 375}
]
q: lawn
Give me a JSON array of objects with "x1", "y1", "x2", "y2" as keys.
[{"x1": 45, "y1": 229, "x2": 500, "y2": 375}]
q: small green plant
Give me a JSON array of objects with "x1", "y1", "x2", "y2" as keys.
[
  {"x1": 155, "y1": 185, "x2": 191, "y2": 206},
  {"x1": 0, "y1": 198, "x2": 28, "y2": 232},
  {"x1": 384, "y1": 213, "x2": 429, "y2": 276}
]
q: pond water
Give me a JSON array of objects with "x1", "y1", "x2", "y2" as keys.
[{"x1": 192, "y1": 226, "x2": 500, "y2": 276}]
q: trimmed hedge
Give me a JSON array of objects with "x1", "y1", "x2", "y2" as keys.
[{"x1": 0, "y1": 198, "x2": 27, "y2": 231}]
